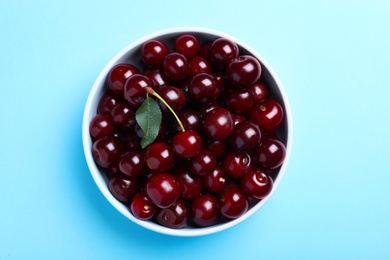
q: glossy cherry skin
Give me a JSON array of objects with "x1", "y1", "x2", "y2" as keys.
[
  {"x1": 191, "y1": 194, "x2": 220, "y2": 227},
  {"x1": 253, "y1": 138, "x2": 286, "y2": 170},
  {"x1": 157, "y1": 200, "x2": 189, "y2": 229},
  {"x1": 226, "y1": 55, "x2": 262, "y2": 88},
  {"x1": 217, "y1": 186, "x2": 249, "y2": 219},
  {"x1": 144, "y1": 67, "x2": 171, "y2": 88},
  {"x1": 135, "y1": 123, "x2": 166, "y2": 143},
  {"x1": 172, "y1": 165, "x2": 202, "y2": 200},
  {"x1": 189, "y1": 73, "x2": 220, "y2": 104},
  {"x1": 232, "y1": 114, "x2": 246, "y2": 126},
  {"x1": 250, "y1": 99, "x2": 285, "y2": 133},
  {"x1": 156, "y1": 85, "x2": 186, "y2": 113},
  {"x1": 174, "y1": 34, "x2": 200, "y2": 59},
  {"x1": 89, "y1": 113, "x2": 114, "y2": 139},
  {"x1": 229, "y1": 121, "x2": 261, "y2": 151},
  {"x1": 202, "y1": 108, "x2": 234, "y2": 140},
  {"x1": 209, "y1": 38, "x2": 239, "y2": 69},
  {"x1": 109, "y1": 175, "x2": 139, "y2": 202},
  {"x1": 189, "y1": 56, "x2": 212, "y2": 77},
  {"x1": 144, "y1": 143, "x2": 176, "y2": 172},
  {"x1": 222, "y1": 151, "x2": 253, "y2": 179},
  {"x1": 92, "y1": 136, "x2": 122, "y2": 168},
  {"x1": 203, "y1": 166, "x2": 227, "y2": 194},
  {"x1": 199, "y1": 101, "x2": 222, "y2": 118},
  {"x1": 97, "y1": 92, "x2": 124, "y2": 114},
  {"x1": 141, "y1": 40, "x2": 169, "y2": 66},
  {"x1": 119, "y1": 151, "x2": 146, "y2": 178},
  {"x1": 124, "y1": 74, "x2": 156, "y2": 108},
  {"x1": 223, "y1": 88, "x2": 254, "y2": 114},
  {"x1": 250, "y1": 81, "x2": 269, "y2": 103},
  {"x1": 145, "y1": 173, "x2": 180, "y2": 208},
  {"x1": 171, "y1": 130, "x2": 202, "y2": 158},
  {"x1": 130, "y1": 191, "x2": 158, "y2": 220},
  {"x1": 203, "y1": 139, "x2": 227, "y2": 161},
  {"x1": 241, "y1": 168, "x2": 273, "y2": 200},
  {"x1": 212, "y1": 72, "x2": 225, "y2": 90},
  {"x1": 172, "y1": 110, "x2": 201, "y2": 132},
  {"x1": 162, "y1": 52, "x2": 189, "y2": 81},
  {"x1": 107, "y1": 64, "x2": 139, "y2": 94},
  {"x1": 110, "y1": 103, "x2": 135, "y2": 127},
  {"x1": 190, "y1": 150, "x2": 217, "y2": 176}
]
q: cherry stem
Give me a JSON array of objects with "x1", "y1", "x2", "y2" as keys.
[{"x1": 145, "y1": 87, "x2": 185, "y2": 132}]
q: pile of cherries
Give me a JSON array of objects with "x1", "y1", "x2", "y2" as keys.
[{"x1": 89, "y1": 34, "x2": 286, "y2": 229}]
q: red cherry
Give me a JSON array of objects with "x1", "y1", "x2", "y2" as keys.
[
  {"x1": 141, "y1": 40, "x2": 169, "y2": 66},
  {"x1": 172, "y1": 165, "x2": 202, "y2": 200},
  {"x1": 222, "y1": 151, "x2": 253, "y2": 179},
  {"x1": 146, "y1": 173, "x2": 180, "y2": 208},
  {"x1": 156, "y1": 200, "x2": 189, "y2": 229},
  {"x1": 144, "y1": 67, "x2": 171, "y2": 88},
  {"x1": 232, "y1": 114, "x2": 246, "y2": 126},
  {"x1": 217, "y1": 186, "x2": 249, "y2": 219},
  {"x1": 229, "y1": 121, "x2": 262, "y2": 151},
  {"x1": 156, "y1": 85, "x2": 186, "y2": 113},
  {"x1": 171, "y1": 130, "x2": 202, "y2": 158},
  {"x1": 89, "y1": 114, "x2": 114, "y2": 139},
  {"x1": 191, "y1": 194, "x2": 219, "y2": 227},
  {"x1": 189, "y1": 73, "x2": 220, "y2": 104},
  {"x1": 109, "y1": 175, "x2": 139, "y2": 202},
  {"x1": 189, "y1": 56, "x2": 212, "y2": 77},
  {"x1": 226, "y1": 55, "x2": 262, "y2": 88},
  {"x1": 131, "y1": 191, "x2": 157, "y2": 220},
  {"x1": 124, "y1": 74, "x2": 155, "y2": 108},
  {"x1": 174, "y1": 34, "x2": 200, "y2": 59},
  {"x1": 92, "y1": 136, "x2": 122, "y2": 168},
  {"x1": 144, "y1": 143, "x2": 176, "y2": 172},
  {"x1": 119, "y1": 151, "x2": 146, "y2": 178},
  {"x1": 202, "y1": 108, "x2": 234, "y2": 140},
  {"x1": 110, "y1": 103, "x2": 135, "y2": 127},
  {"x1": 209, "y1": 38, "x2": 239, "y2": 69},
  {"x1": 107, "y1": 64, "x2": 139, "y2": 94},
  {"x1": 241, "y1": 168, "x2": 273, "y2": 200},
  {"x1": 250, "y1": 81, "x2": 269, "y2": 103},
  {"x1": 162, "y1": 52, "x2": 189, "y2": 81},
  {"x1": 250, "y1": 99, "x2": 285, "y2": 133},
  {"x1": 190, "y1": 150, "x2": 217, "y2": 176},
  {"x1": 203, "y1": 166, "x2": 227, "y2": 194},
  {"x1": 203, "y1": 139, "x2": 227, "y2": 161},
  {"x1": 223, "y1": 88, "x2": 254, "y2": 114},
  {"x1": 253, "y1": 138, "x2": 286, "y2": 170},
  {"x1": 97, "y1": 92, "x2": 124, "y2": 114}
]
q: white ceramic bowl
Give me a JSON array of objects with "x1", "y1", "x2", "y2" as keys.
[{"x1": 82, "y1": 27, "x2": 293, "y2": 236}]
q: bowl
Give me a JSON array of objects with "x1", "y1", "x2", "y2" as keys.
[{"x1": 82, "y1": 27, "x2": 292, "y2": 236}]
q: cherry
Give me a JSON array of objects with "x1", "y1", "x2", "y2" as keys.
[
  {"x1": 190, "y1": 150, "x2": 217, "y2": 176},
  {"x1": 250, "y1": 81, "x2": 269, "y2": 103},
  {"x1": 119, "y1": 151, "x2": 146, "y2": 178},
  {"x1": 108, "y1": 175, "x2": 139, "y2": 202},
  {"x1": 232, "y1": 114, "x2": 246, "y2": 126},
  {"x1": 223, "y1": 88, "x2": 254, "y2": 114},
  {"x1": 229, "y1": 121, "x2": 261, "y2": 151},
  {"x1": 226, "y1": 55, "x2": 262, "y2": 88},
  {"x1": 217, "y1": 186, "x2": 248, "y2": 219},
  {"x1": 92, "y1": 136, "x2": 122, "y2": 168},
  {"x1": 145, "y1": 173, "x2": 180, "y2": 208},
  {"x1": 144, "y1": 67, "x2": 171, "y2": 88},
  {"x1": 241, "y1": 168, "x2": 273, "y2": 200},
  {"x1": 162, "y1": 52, "x2": 189, "y2": 80},
  {"x1": 110, "y1": 103, "x2": 135, "y2": 127},
  {"x1": 156, "y1": 200, "x2": 189, "y2": 229},
  {"x1": 172, "y1": 110, "x2": 201, "y2": 132},
  {"x1": 191, "y1": 194, "x2": 219, "y2": 227},
  {"x1": 189, "y1": 56, "x2": 212, "y2": 77},
  {"x1": 130, "y1": 191, "x2": 158, "y2": 220},
  {"x1": 250, "y1": 99, "x2": 284, "y2": 133},
  {"x1": 253, "y1": 138, "x2": 286, "y2": 170},
  {"x1": 89, "y1": 114, "x2": 114, "y2": 139},
  {"x1": 174, "y1": 34, "x2": 200, "y2": 59},
  {"x1": 107, "y1": 64, "x2": 139, "y2": 94},
  {"x1": 156, "y1": 85, "x2": 186, "y2": 113},
  {"x1": 202, "y1": 108, "x2": 234, "y2": 140},
  {"x1": 144, "y1": 143, "x2": 176, "y2": 172},
  {"x1": 97, "y1": 92, "x2": 124, "y2": 114},
  {"x1": 199, "y1": 42, "x2": 211, "y2": 58},
  {"x1": 189, "y1": 73, "x2": 220, "y2": 104},
  {"x1": 124, "y1": 74, "x2": 155, "y2": 108},
  {"x1": 203, "y1": 166, "x2": 227, "y2": 194},
  {"x1": 171, "y1": 130, "x2": 202, "y2": 158},
  {"x1": 141, "y1": 39, "x2": 169, "y2": 66},
  {"x1": 211, "y1": 72, "x2": 225, "y2": 90},
  {"x1": 199, "y1": 101, "x2": 222, "y2": 118},
  {"x1": 135, "y1": 123, "x2": 166, "y2": 143},
  {"x1": 209, "y1": 38, "x2": 239, "y2": 69},
  {"x1": 203, "y1": 139, "x2": 226, "y2": 161},
  {"x1": 172, "y1": 165, "x2": 202, "y2": 200},
  {"x1": 222, "y1": 151, "x2": 253, "y2": 179}
]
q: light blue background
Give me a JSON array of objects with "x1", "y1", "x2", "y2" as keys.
[{"x1": 1, "y1": 0, "x2": 389, "y2": 259}]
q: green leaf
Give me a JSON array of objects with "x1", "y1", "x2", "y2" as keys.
[{"x1": 135, "y1": 96, "x2": 162, "y2": 149}]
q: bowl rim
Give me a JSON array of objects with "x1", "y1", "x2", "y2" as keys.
[{"x1": 82, "y1": 26, "x2": 293, "y2": 237}]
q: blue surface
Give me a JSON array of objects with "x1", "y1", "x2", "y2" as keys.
[{"x1": 1, "y1": 0, "x2": 389, "y2": 259}]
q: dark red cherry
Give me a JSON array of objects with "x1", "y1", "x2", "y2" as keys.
[
  {"x1": 174, "y1": 34, "x2": 200, "y2": 59},
  {"x1": 226, "y1": 55, "x2": 262, "y2": 88},
  {"x1": 156, "y1": 85, "x2": 186, "y2": 112},
  {"x1": 89, "y1": 114, "x2": 114, "y2": 139},
  {"x1": 189, "y1": 56, "x2": 212, "y2": 77},
  {"x1": 97, "y1": 92, "x2": 124, "y2": 114},
  {"x1": 157, "y1": 200, "x2": 189, "y2": 229},
  {"x1": 172, "y1": 110, "x2": 201, "y2": 132},
  {"x1": 229, "y1": 121, "x2": 261, "y2": 151},
  {"x1": 124, "y1": 133, "x2": 141, "y2": 151},
  {"x1": 223, "y1": 88, "x2": 254, "y2": 114},
  {"x1": 222, "y1": 151, "x2": 253, "y2": 179},
  {"x1": 241, "y1": 168, "x2": 273, "y2": 200},
  {"x1": 110, "y1": 103, "x2": 135, "y2": 127},
  {"x1": 253, "y1": 138, "x2": 286, "y2": 170},
  {"x1": 162, "y1": 52, "x2": 189, "y2": 81},
  {"x1": 250, "y1": 81, "x2": 269, "y2": 103},
  {"x1": 107, "y1": 64, "x2": 139, "y2": 94},
  {"x1": 199, "y1": 101, "x2": 222, "y2": 118},
  {"x1": 203, "y1": 166, "x2": 227, "y2": 194},
  {"x1": 130, "y1": 191, "x2": 157, "y2": 220},
  {"x1": 141, "y1": 40, "x2": 169, "y2": 66},
  {"x1": 209, "y1": 38, "x2": 239, "y2": 69},
  {"x1": 211, "y1": 72, "x2": 225, "y2": 90},
  {"x1": 145, "y1": 173, "x2": 180, "y2": 208},
  {"x1": 217, "y1": 186, "x2": 249, "y2": 219},
  {"x1": 232, "y1": 114, "x2": 246, "y2": 126},
  {"x1": 144, "y1": 143, "x2": 176, "y2": 172},
  {"x1": 109, "y1": 175, "x2": 139, "y2": 202},
  {"x1": 199, "y1": 42, "x2": 211, "y2": 58},
  {"x1": 144, "y1": 67, "x2": 171, "y2": 88},
  {"x1": 250, "y1": 99, "x2": 285, "y2": 133},
  {"x1": 106, "y1": 164, "x2": 119, "y2": 178},
  {"x1": 202, "y1": 108, "x2": 234, "y2": 140},
  {"x1": 172, "y1": 165, "x2": 202, "y2": 200},
  {"x1": 189, "y1": 73, "x2": 220, "y2": 104},
  {"x1": 203, "y1": 139, "x2": 227, "y2": 161},
  {"x1": 190, "y1": 150, "x2": 217, "y2": 176},
  {"x1": 92, "y1": 136, "x2": 122, "y2": 168},
  {"x1": 119, "y1": 151, "x2": 146, "y2": 178},
  {"x1": 191, "y1": 194, "x2": 219, "y2": 227},
  {"x1": 135, "y1": 123, "x2": 166, "y2": 143},
  {"x1": 124, "y1": 74, "x2": 155, "y2": 108},
  {"x1": 171, "y1": 130, "x2": 202, "y2": 158}
]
